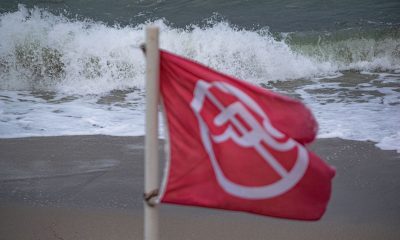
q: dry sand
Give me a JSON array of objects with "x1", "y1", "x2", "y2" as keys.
[{"x1": 0, "y1": 135, "x2": 399, "y2": 240}]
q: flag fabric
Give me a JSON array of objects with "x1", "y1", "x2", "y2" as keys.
[{"x1": 157, "y1": 50, "x2": 335, "y2": 220}]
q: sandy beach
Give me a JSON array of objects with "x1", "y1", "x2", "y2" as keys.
[{"x1": 0, "y1": 135, "x2": 399, "y2": 240}]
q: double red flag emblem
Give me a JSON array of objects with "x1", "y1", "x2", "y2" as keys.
[{"x1": 158, "y1": 50, "x2": 335, "y2": 220}]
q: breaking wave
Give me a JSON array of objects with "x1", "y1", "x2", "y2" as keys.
[{"x1": 0, "y1": 6, "x2": 399, "y2": 94}]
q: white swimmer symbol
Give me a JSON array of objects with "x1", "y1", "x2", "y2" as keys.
[{"x1": 190, "y1": 80, "x2": 309, "y2": 199}]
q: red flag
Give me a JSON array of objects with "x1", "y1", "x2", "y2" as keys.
[{"x1": 158, "y1": 50, "x2": 335, "y2": 220}]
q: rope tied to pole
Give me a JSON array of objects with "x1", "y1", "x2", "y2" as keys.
[{"x1": 144, "y1": 189, "x2": 159, "y2": 207}]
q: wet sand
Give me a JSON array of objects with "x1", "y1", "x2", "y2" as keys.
[{"x1": 0, "y1": 135, "x2": 399, "y2": 240}]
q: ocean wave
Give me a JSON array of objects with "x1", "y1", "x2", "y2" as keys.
[{"x1": 0, "y1": 6, "x2": 399, "y2": 94}]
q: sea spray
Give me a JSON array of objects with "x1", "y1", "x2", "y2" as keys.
[
  {"x1": 0, "y1": 6, "x2": 399, "y2": 153},
  {"x1": 1, "y1": 6, "x2": 399, "y2": 94},
  {"x1": 0, "y1": 6, "x2": 145, "y2": 94}
]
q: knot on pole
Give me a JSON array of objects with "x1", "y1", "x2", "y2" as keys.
[
  {"x1": 140, "y1": 43, "x2": 146, "y2": 54},
  {"x1": 144, "y1": 189, "x2": 159, "y2": 207}
]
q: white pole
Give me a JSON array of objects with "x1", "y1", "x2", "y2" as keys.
[{"x1": 144, "y1": 26, "x2": 160, "y2": 240}]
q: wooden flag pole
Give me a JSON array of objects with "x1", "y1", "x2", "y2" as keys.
[{"x1": 144, "y1": 26, "x2": 160, "y2": 240}]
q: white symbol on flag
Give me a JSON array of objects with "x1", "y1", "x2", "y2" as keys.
[{"x1": 191, "y1": 80, "x2": 309, "y2": 199}]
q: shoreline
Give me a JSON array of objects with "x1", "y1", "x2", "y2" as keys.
[{"x1": 1, "y1": 135, "x2": 400, "y2": 239}]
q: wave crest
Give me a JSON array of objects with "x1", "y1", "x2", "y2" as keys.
[{"x1": 0, "y1": 6, "x2": 399, "y2": 94}]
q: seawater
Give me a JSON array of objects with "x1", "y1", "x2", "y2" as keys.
[{"x1": 0, "y1": 4, "x2": 399, "y2": 152}]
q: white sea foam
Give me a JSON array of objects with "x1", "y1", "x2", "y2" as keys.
[
  {"x1": 299, "y1": 72, "x2": 400, "y2": 153},
  {"x1": 0, "y1": 6, "x2": 146, "y2": 94},
  {"x1": 1, "y1": 6, "x2": 399, "y2": 94},
  {"x1": 0, "y1": 90, "x2": 145, "y2": 137},
  {"x1": 0, "y1": 6, "x2": 399, "y2": 153}
]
